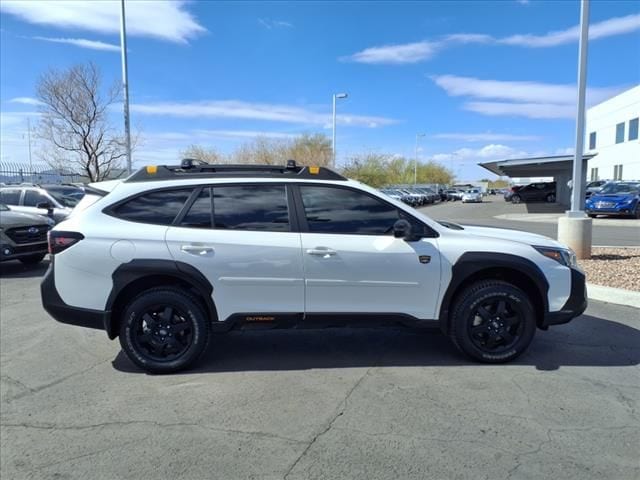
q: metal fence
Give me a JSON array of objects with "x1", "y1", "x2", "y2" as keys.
[{"x1": 0, "y1": 162, "x2": 84, "y2": 185}]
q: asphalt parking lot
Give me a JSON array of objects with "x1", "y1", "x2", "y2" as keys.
[
  {"x1": 419, "y1": 197, "x2": 640, "y2": 247},
  {"x1": 1, "y1": 250, "x2": 639, "y2": 479}
]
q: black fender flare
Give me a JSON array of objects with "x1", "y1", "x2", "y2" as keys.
[
  {"x1": 104, "y1": 259, "x2": 216, "y2": 338},
  {"x1": 438, "y1": 252, "x2": 549, "y2": 332}
]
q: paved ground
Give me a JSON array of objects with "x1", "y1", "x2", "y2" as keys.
[
  {"x1": 419, "y1": 199, "x2": 640, "y2": 246},
  {"x1": 1, "y1": 260, "x2": 639, "y2": 479}
]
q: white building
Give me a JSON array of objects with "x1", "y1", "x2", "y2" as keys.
[{"x1": 585, "y1": 85, "x2": 640, "y2": 181}]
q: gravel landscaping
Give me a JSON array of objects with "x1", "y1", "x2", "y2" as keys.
[{"x1": 580, "y1": 247, "x2": 640, "y2": 292}]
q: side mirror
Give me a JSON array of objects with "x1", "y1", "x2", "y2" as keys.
[
  {"x1": 37, "y1": 202, "x2": 54, "y2": 218},
  {"x1": 393, "y1": 219, "x2": 412, "y2": 240}
]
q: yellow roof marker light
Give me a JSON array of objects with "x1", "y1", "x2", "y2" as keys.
[
  {"x1": 309, "y1": 166, "x2": 320, "y2": 175},
  {"x1": 146, "y1": 165, "x2": 158, "y2": 175}
]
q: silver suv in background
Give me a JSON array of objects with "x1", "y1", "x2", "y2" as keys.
[{"x1": 0, "y1": 184, "x2": 84, "y2": 223}]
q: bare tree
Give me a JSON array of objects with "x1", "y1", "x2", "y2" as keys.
[
  {"x1": 182, "y1": 144, "x2": 224, "y2": 164},
  {"x1": 36, "y1": 62, "x2": 129, "y2": 182}
]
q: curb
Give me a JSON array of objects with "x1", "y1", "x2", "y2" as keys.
[{"x1": 587, "y1": 283, "x2": 640, "y2": 309}]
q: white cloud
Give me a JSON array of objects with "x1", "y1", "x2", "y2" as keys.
[
  {"x1": 430, "y1": 144, "x2": 530, "y2": 163},
  {"x1": 463, "y1": 101, "x2": 575, "y2": 119},
  {"x1": 258, "y1": 18, "x2": 293, "y2": 29},
  {"x1": 8, "y1": 97, "x2": 44, "y2": 106},
  {"x1": 30, "y1": 36, "x2": 120, "y2": 52},
  {"x1": 433, "y1": 132, "x2": 542, "y2": 142},
  {"x1": 342, "y1": 14, "x2": 640, "y2": 64},
  {"x1": 431, "y1": 75, "x2": 621, "y2": 105},
  {"x1": 129, "y1": 100, "x2": 399, "y2": 128},
  {"x1": 0, "y1": 0, "x2": 205, "y2": 43},
  {"x1": 501, "y1": 13, "x2": 640, "y2": 47},
  {"x1": 342, "y1": 41, "x2": 439, "y2": 64}
]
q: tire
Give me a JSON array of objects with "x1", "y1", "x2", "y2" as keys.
[
  {"x1": 635, "y1": 205, "x2": 640, "y2": 219},
  {"x1": 119, "y1": 287, "x2": 210, "y2": 374},
  {"x1": 449, "y1": 280, "x2": 536, "y2": 363},
  {"x1": 588, "y1": 214, "x2": 597, "y2": 218},
  {"x1": 545, "y1": 193, "x2": 556, "y2": 203},
  {"x1": 511, "y1": 194, "x2": 521, "y2": 204},
  {"x1": 19, "y1": 253, "x2": 46, "y2": 265}
]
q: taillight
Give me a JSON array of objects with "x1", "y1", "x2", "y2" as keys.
[{"x1": 48, "y1": 231, "x2": 84, "y2": 255}]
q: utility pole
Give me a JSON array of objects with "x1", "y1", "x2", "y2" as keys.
[
  {"x1": 414, "y1": 133, "x2": 425, "y2": 184},
  {"x1": 558, "y1": 0, "x2": 592, "y2": 259},
  {"x1": 332, "y1": 93, "x2": 348, "y2": 168},
  {"x1": 27, "y1": 117, "x2": 33, "y2": 174},
  {"x1": 120, "y1": 0, "x2": 132, "y2": 175}
]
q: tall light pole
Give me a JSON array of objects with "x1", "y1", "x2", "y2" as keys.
[
  {"x1": 414, "y1": 133, "x2": 425, "y2": 184},
  {"x1": 558, "y1": 0, "x2": 592, "y2": 259},
  {"x1": 26, "y1": 117, "x2": 33, "y2": 173},
  {"x1": 120, "y1": 0, "x2": 132, "y2": 175},
  {"x1": 332, "y1": 93, "x2": 348, "y2": 168}
]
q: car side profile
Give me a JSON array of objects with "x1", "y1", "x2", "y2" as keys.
[
  {"x1": 510, "y1": 182, "x2": 556, "y2": 204},
  {"x1": 41, "y1": 161, "x2": 586, "y2": 373}
]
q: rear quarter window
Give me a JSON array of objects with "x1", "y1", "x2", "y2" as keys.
[{"x1": 109, "y1": 189, "x2": 193, "y2": 225}]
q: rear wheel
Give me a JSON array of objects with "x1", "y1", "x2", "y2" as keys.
[
  {"x1": 19, "y1": 253, "x2": 46, "y2": 265},
  {"x1": 449, "y1": 280, "x2": 536, "y2": 363},
  {"x1": 588, "y1": 214, "x2": 597, "y2": 218},
  {"x1": 119, "y1": 287, "x2": 210, "y2": 374},
  {"x1": 511, "y1": 194, "x2": 521, "y2": 204},
  {"x1": 545, "y1": 193, "x2": 556, "y2": 203}
]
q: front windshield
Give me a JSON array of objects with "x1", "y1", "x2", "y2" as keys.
[
  {"x1": 598, "y1": 183, "x2": 640, "y2": 195},
  {"x1": 46, "y1": 187, "x2": 85, "y2": 208}
]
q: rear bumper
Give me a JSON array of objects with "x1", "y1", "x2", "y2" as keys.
[
  {"x1": 41, "y1": 261, "x2": 108, "y2": 331},
  {"x1": 542, "y1": 267, "x2": 587, "y2": 328}
]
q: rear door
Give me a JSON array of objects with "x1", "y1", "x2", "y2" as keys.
[
  {"x1": 296, "y1": 184, "x2": 441, "y2": 320},
  {"x1": 165, "y1": 184, "x2": 304, "y2": 322}
]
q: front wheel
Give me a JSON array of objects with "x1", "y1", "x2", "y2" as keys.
[
  {"x1": 546, "y1": 193, "x2": 556, "y2": 203},
  {"x1": 511, "y1": 194, "x2": 521, "y2": 204},
  {"x1": 449, "y1": 280, "x2": 536, "y2": 363},
  {"x1": 119, "y1": 287, "x2": 210, "y2": 374}
]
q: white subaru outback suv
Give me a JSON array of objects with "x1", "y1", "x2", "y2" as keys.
[{"x1": 41, "y1": 160, "x2": 586, "y2": 373}]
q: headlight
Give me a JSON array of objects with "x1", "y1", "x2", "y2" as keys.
[{"x1": 534, "y1": 246, "x2": 578, "y2": 268}]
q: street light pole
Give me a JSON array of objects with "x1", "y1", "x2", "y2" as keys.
[
  {"x1": 414, "y1": 133, "x2": 425, "y2": 184},
  {"x1": 332, "y1": 93, "x2": 348, "y2": 168},
  {"x1": 26, "y1": 117, "x2": 32, "y2": 174},
  {"x1": 558, "y1": 0, "x2": 592, "y2": 259},
  {"x1": 120, "y1": 0, "x2": 132, "y2": 175}
]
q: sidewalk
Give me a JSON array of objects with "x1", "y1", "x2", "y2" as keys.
[
  {"x1": 588, "y1": 283, "x2": 640, "y2": 309},
  {"x1": 495, "y1": 213, "x2": 640, "y2": 227}
]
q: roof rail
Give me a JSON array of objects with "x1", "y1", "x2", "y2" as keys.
[{"x1": 125, "y1": 159, "x2": 347, "y2": 182}]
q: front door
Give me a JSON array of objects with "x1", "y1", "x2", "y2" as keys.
[
  {"x1": 297, "y1": 185, "x2": 441, "y2": 320},
  {"x1": 165, "y1": 184, "x2": 304, "y2": 322}
]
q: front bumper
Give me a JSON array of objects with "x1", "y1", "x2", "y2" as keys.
[
  {"x1": 585, "y1": 207, "x2": 635, "y2": 216},
  {"x1": 41, "y1": 260, "x2": 108, "y2": 331},
  {"x1": 0, "y1": 241, "x2": 48, "y2": 262},
  {"x1": 542, "y1": 267, "x2": 587, "y2": 327}
]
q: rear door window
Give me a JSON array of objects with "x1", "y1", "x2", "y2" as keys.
[
  {"x1": 181, "y1": 188, "x2": 212, "y2": 229},
  {"x1": 111, "y1": 189, "x2": 193, "y2": 225},
  {"x1": 24, "y1": 190, "x2": 51, "y2": 207},
  {"x1": 212, "y1": 185, "x2": 289, "y2": 232}
]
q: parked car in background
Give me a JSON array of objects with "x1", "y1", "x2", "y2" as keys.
[
  {"x1": 0, "y1": 184, "x2": 85, "y2": 223},
  {"x1": 381, "y1": 188, "x2": 415, "y2": 206},
  {"x1": 462, "y1": 189, "x2": 483, "y2": 203},
  {"x1": 510, "y1": 182, "x2": 556, "y2": 204},
  {"x1": 585, "y1": 181, "x2": 640, "y2": 218},
  {"x1": 503, "y1": 186, "x2": 522, "y2": 202},
  {"x1": 585, "y1": 180, "x2": 608, "y2": 198},
  {"x1": 0, "y1": 203, "x2": 53, "y2": 264}
]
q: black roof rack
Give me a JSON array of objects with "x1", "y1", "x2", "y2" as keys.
[{"x1": 125, "y1": 159, "x2": 347, "y2": 182}]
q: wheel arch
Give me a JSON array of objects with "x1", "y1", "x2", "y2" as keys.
[
  {"x1": 438, "y1": 252, "x2": 549, "y2": 333},
  {"x1": 105, "y1": 259, "x2": 217, "y2": 339}
]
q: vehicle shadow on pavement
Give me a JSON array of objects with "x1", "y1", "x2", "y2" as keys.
[
  {"x1": 0, "y1": 260, "x2": 49, "y2": 279},
  {"x1": 112, "y1": 313, "x2": 639, "y2": 374}
]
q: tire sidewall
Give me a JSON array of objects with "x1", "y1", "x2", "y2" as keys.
[
  {"x1": 452, "y1": 284, "x2": 536, "y2": 363},
  {"x1": 119, "y1": 289, "x2": 208, "y2": 373}
]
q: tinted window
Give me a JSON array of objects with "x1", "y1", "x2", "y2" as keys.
[
  {"x1": 0, "y1": 189, "x2": 21, "y2": 205},
  {"x1": 616, "y1": 122, "x2": 625, "y2": 144},
  {"x1": 589, "y1": 131, "x2": 596, "y2": 150},
  {"x1": 300, "y1": 186, "x2": 401, "y2": 235},
  {"x1": 629, "y1": 118, "x2": 639, "y2": 141},
  {"x1": 24, "y1": 190, "x2": 50, "y2": 207},
  {"x1": 213, "y1": 185, "x2": 289, "y2": 232},
  {"x1": 181, "y1": 188, "x2": 212, "y2": 228},
  {"x1": 113, "y1": 189, "x2": 192, "y2": 225}
]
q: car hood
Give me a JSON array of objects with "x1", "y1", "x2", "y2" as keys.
[
  {"x1": 0, "y1": 210, "x2": 52, "y2": 227},
  {"x1": 588, "y1": 194, "x2": 636, "y2": 202},
  {"x1": 460, "y1": 224, "x2": 563, "y2": 249}
]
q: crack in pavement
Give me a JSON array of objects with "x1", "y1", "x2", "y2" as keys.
[{"x1": 283, "y1": 367, "x2": 374, "y2": 480}]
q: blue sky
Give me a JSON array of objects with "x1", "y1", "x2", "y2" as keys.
[{"x1": 1, "y1": 0, "x2": 639, "y2": 180}]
